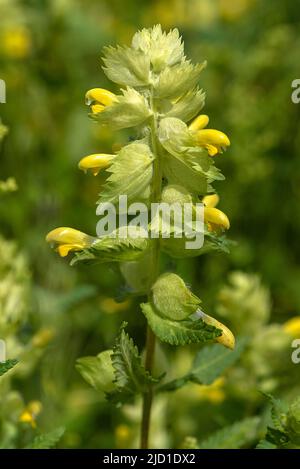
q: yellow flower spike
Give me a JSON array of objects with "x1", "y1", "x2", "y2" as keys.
[
  {"x1": 196, "y1": 129, "x2": 230, "y2": 156},
  {"x1": 78, "y1": 153, "x2": 115, "y2": 176},
  {"x1": 46, "y1": 227, "x2": 95, "y2": 257},
  {"x1": 198, "y1": 311, "x2": 235, "y2": 349},
  {"x1": 202, "y1": 193, "x2": 220, "y2": 208},
  {"x1": 283, "y1": 317, "x2": 300, "y2": 338},
  {"x1": 189, "y1": 114, "x2": 210, "y2": 131},
  {"x1": 85, "y1": 88, "x2": 116, "y2": 107},
  {"x1": 19, "y1": 401, "x2": 42, "y2": 429},
  {"x1": 204, "y1": 207, "x2": 230, "y2": 231}
]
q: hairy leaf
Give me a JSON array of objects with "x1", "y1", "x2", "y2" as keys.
[
  {"x1": 102, "y1": 45, "x2": 150, "y2": 86},
  {"x1": 141, "y1": 302, "x2": 221, "y2": 346},
  {"x1": 94, "y1": 87, "x2": 152, "y2": 130},
  {"x1": 99, "y1": 141, "x2": 153, "y2": 207},
  {"x1": 154, "y1": 61, "x2": 206, "y2": 100},
  {"x1": 110, "y1": 322, "x2": 158, "y2": 399},
  {"x1": 132, "y1": 25, "x2": 184, "y2": 72},
  {"x1": 166, "y1": 88, "x2": 205, "y2": 122}
]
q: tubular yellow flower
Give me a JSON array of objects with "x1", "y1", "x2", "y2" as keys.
[
  {"x1": 196, "y1": 129, "x2": 230, "y2": 156},
  {"x1": 204, "y1": 207, "x2": 230, "y2": 231},
  {"x1": 283, "y1": 317, "x2": 300, "y2": 338},
  {"x1": 85, "y1": 88, "x2": 116, "y2": 114},
  {"x1": 199, "y1": 311, "x2": 235, "y2": 349},
  {"x1": 189, "y1": 114, "x2": 210, "y2": 131},
  {"x1": 78, "y1": 153, "x2": 115, "y2": 176},
  {"x1": 202, "y1": 193, "x2": 220, "y2": 208},
  {"x1": 189, "y1": 115, "x2": 230, "y2": 156},
  {"x1": 46, "y1": 227, "x2": 95, "y2": 257}
]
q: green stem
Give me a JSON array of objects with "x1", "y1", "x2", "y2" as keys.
[{"x1": 140, "y1": 100, "x2": 162, "y2": 449}]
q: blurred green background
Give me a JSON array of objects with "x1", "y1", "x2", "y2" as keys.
[{"x1": 1, "y1": 0, "x2": 300, "y2": 449}]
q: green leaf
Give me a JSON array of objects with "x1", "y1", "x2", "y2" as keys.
[
  {"x1": 141, "y1": 302, "x2": 221, "y2": 346},
  {"x1": 102, "y1": 45, "x2": 150, "y2": 86},
  {"x1": 71, "y1": 228, "x2": 150, "y2": 266},
  {"x1": 190, "y1": 338, "x2": 247, "y2": 385},
  {"x1": 264, "y1": 393, "x2": 287, "y2": 431},
  {"x1": 166, "y1": 88, "x2": 205, "y2": 122},
  {"x1": 76, "y1": 350, "x2": 116, "y2": 393},
  {"x1": 199, "y1": 417, "x2": 260, "y2": 449},
  {"x1": 94, "y1": 87, "x2": 152, "y2": 130},
  {"x1": 152, "y1": 273, "x2": 201, "y2": 320},
  {"x1": 98, "y1": 141, "x2": 153, "y2": 207},
  {"x1": 0, "y1": 359, "x2": 18, "y2": 377},
  {"x1": 110, "y1": 322, "x2": 158, "y2": 398},
  {"x1": 132, "y1": 25, "x2": 184, "y2": 72},
  {"x1": 256, "y1": 439, "x2": 277, "y2": 449},
  {"x1": 25, "y1": 427, "x2": 65, "y2": 449},
  {"x1": 154, "y1": 61, "x2": 206, "y2": 100},
  {"x1": 159, "y1": 338, "x2": 246, "y2": 392}
]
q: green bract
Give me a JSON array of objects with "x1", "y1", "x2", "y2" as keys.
[{"x1": 152, "y1": 273, "x2": 201, "y2": 320}]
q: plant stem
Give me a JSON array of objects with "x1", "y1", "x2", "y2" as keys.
[{"x1": 140, "y1": 99, "x2": 162, "y2": 449}]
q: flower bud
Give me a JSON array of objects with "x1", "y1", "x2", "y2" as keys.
[
  {"x1": 78, "y1": 153, "x2": 115, "y2": 176},
  {"x1": 204, "y1": 207, "x2": 230, "y2": 231},
  {"x1": 197, "y1": 310, "x2": 235, "y2": 349},
  {"x1": 46, "y1": 227, "x2": 95, "y2": 257},
  {"x1": 189, "y1": 114, "x2": 209, "y2": 131}
]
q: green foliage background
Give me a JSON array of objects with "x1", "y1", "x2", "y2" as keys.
[{"x1": 1, "y1": 0, "x2": 300, "y2": 449}]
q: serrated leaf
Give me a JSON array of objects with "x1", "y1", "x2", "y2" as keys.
[
  {"x1": 141, "y1": 302, "x2": 221, "y2": 346},
  {"x1": 98, "y1": 141, "x2": 153, "y2": 207},
  {"x1": 94, "y1": 87, "x2": 152, "y2": 130},
  {"x1": 190, "y1": 338, "x2": 247, "y2": 385},
  {"x1": 132, "y1": 25, "x2": 184, "y2": 72},
  {"x1": 154, "y1": 61, "x2": 206, "y2": 100},
  {"x1": 102, "y1": 45, "x2": 150, "y2": 86},
  {"x1": 71, "y1": 228, "x2": 150, "y2": 266},
  {"x1": 110, "y1": 322, "x2": 158, "y2": 400},
  {"x1": 264, "y1": 393, "x2": 288, "y2": 431},
  {"x1": 199, "y1": 417, "x2": 260, "y2": 449},
  {"x1": 159, "y1": 338, "x2": 245, "y2": 392},
  {"x1": 166, "y1": 88, "x2": 205, "y2": 122},
  {"x1": 0, "y1": 359, "x2": 18, "y2": 377},
  {"x1": 25, "y1": 427, "x2": 65, "y2": 449},
  {"x1": 76, "y1": 350, "x2": 115, "y2": 393}
]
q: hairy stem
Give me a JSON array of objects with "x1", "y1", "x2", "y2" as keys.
[{"x1": 140, "y1": 99, "x2": 162, "y2": 449}]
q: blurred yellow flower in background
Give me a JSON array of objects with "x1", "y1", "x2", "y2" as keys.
[
  {"x1": 283, "y1": 316, "x2": 300, "y2": 338},
  {"x1": 195, "y1": 377, "x2": 226, "y2": 404},
  {"x1": 1, "y1": 26, "x2": 32, "y2": 59},
  {"x1": 19, "y1": 401, "x2": 42, "y2": 428}
]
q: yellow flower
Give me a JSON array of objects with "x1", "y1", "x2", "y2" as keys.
[
  {"x1": 202, "y1": 193, "x2": 230, "y2": 231},
  {"x1": 115, "y1": 424, "x2": 131, "y2": 448},
  {"x1": 204, "y1": 207, "x2": 230, "y2": 231},
  {"x1": 283, "y1": 317, "x2": 300, "y2": 338},
  {"x1": 100, "y1": 297, "x2": 131, "y2": 314},
  {"x1": 202, "y1": 193, "x2": 220, "y2": 208},
  {"x1": 19, "y1": 401, "x2": 42, "y2": 429},
  {"x1": 189, "y1": 114, "x2": 210, "y2": 131},
  {"x1": 78, "y1": 153, "x2": 115, "y2": 176},
  {"x1": 46, "y1": 227, "x2": 95, "y2": 257},
  {"x1": 189, "y1": 114, "x2": 230, "y2": 156},
  {"x1": 199, "y1": 310, "x2": 235, "y2": 349},
  {"x1": 2, "y1": 26, "x2": 31, "y2": 59},
  {"x1": 196, "y1": 377, "x2": 226, "y2": 404},
  {"x1": 85, "y1": 88, "x2": 116, "y2": 114},
  {"x1": 32, "y1": 328, "x2": 55, "y2": 348}
]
